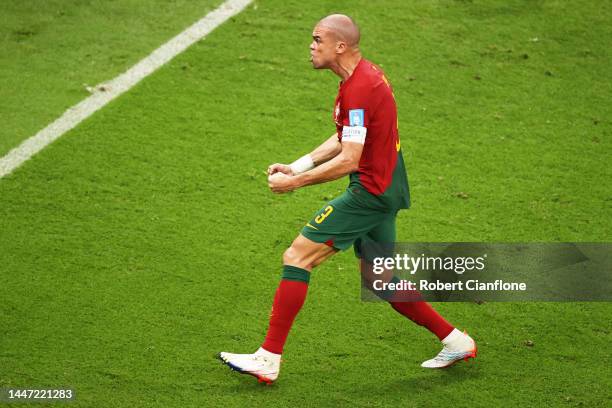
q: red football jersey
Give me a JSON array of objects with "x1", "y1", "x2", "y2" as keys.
[{"x1": 333, "y1": 59, "x2": 401, "y2": 196}]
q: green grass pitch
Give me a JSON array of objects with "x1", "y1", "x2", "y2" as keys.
[{"x1": 1, "y1": 0, "x2": 610, "y2": 407}]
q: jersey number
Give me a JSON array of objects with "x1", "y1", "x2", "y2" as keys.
[{"x1": 315, "y1": 205, "x2": 334, "y2": 224}]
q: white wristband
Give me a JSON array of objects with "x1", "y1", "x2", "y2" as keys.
[{"x1": 290, "y1": 154, "x2": 315, "y2": 175}]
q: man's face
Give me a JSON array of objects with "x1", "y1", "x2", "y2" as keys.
[{"x1": 310, "y1": 25, "x2": 337, "y2": 69}]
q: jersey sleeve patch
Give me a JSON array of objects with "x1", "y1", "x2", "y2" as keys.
[
  {"x1": 342, "y1": 125, "x2": 367, "y2": 144},
  {"x1": 348, "y1": 109, "x2": 365, "y2": 126}
]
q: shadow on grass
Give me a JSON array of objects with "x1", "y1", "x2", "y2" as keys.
[
  {"x1": 226, "y1": 375, "x2": 282, "y2": 395},
  {"x1": 386, "y1": 363, "x2": 482, "y2": 391},
  {"x1": 209, "y1": 346, "x2": 483, "y2": 405}
]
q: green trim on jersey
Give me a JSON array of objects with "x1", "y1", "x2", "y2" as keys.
[{"x1": 350, "y1": 150, "x2": 410, "y2": 210}]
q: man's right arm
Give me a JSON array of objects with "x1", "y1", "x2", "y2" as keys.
[{"x1": 268, "y1": 133, "x2": 341, "y2": 176}]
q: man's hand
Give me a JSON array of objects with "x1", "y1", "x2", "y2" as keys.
[
  {"x1": 268, "y1": 172, "x2": 300, "y2": 193},
  {"x1": 267, "y1": 163, "x2": 294, "y2": 176}
]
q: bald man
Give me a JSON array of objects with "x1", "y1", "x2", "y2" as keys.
[{"x1": 219, "y1": 14, "x2": 476, "y2": 384}]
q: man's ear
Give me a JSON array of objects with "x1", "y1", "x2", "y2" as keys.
[{"x1": 335, "y1": 41, "x2": 347, "y2": 54}]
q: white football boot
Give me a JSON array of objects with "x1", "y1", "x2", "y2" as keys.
[
  {"x1": 421, "y1": 329, "x2": 477, "y2": 368},
  {"x1": 218, "y1": 347, "x2": 281, "y2": 384}
]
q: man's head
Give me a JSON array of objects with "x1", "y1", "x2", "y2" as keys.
[{"x1": 310, "y1": 14, "x2": 360, "y2": 69}]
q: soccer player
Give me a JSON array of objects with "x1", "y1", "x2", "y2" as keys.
[{"x1": 219, "y1": 14, "x2": 476, "y2": 384}]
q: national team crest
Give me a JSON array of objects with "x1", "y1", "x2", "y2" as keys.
[{"x1": 349, "y1": 109, "x2": 364, "y2": 126}]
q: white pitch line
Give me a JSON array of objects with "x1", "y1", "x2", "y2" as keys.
[{"x1": 0, "y1": 0, "x2": 253, "y2": 179}]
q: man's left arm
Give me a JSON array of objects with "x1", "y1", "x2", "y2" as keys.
[
  {"x1": 268, "y1": 141, "x2": 363, "y2": 193},
  {"x1": 269, "y1": 85, "x2": 375, "y2": 193}
]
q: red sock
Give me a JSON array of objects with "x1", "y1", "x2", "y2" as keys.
[
  {"x1": 262, "y1": 266, "x2": 310, "y2": 354},
  {"x1": 390, "y1": 301, "x2": 454, "y2": 340}
]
